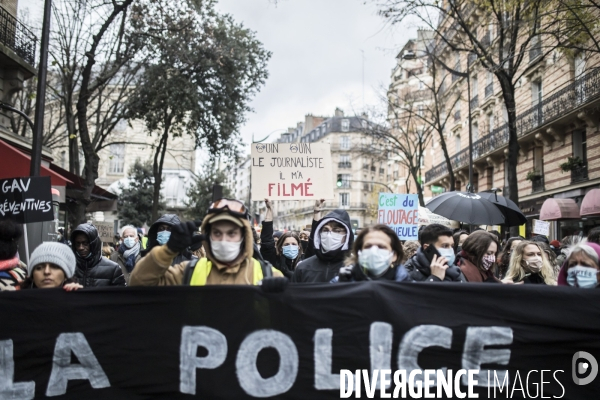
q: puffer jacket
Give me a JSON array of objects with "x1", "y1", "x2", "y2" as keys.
[
  {"x1": 404, "y1": 247, "x2": 466, "y2": 282},
  {"x1": 71, "y1": 223, "x2": 125, "y2": 287},
  {"x1": 292, "y1": 209, "x2": 355, "y2": 283},
  {"x1": 142, "y1": 214, "x2": 191, "y2": 265}
]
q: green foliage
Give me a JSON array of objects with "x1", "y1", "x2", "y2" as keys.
[
  {"x1": 184, "y1": 163, "x2": 232, "y2": 221},
  {"x1": 559, "y1": 156, "x2": 584, "y2": 172},
  {"x1": 525, "y1": 169, "x2": 542, "y2": 181},
  {"x1": 126, "y1": 0, "x2": 271, "y2": 159},
  {"x1": 117, "y1": 160, "x2": 164, "y2": 226}
]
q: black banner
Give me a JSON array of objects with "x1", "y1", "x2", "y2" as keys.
[
  {"x1": 0, "y1": 176, "x2": 53, "y2": 223},
  {"x1": 0, "y1": 282, "x2": 599, "y2": 399}
]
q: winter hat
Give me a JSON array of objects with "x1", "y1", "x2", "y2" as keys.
[
  {"x1": 28, "y1": 242, "x2": 76, "y2": 279},
  {"x1": 549, "y1": 240, "x2": 561, "y2": 248},
  {"x1": 273, "y1": 231, "x2": 283, "y2": 239}
]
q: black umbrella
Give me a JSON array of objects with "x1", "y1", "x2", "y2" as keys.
[
  {"x1": 477, "y1": 190, "x2": 527, "y2": 227},
  {"x1": 425, "y1": 191, "x2": 505, "y2": 225}
]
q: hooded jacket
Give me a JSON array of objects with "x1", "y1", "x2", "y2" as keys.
[
  {"x1": 260, "y1": 221, "x2": 303, "y2": 279},
  {"x1": 70, "y1": 224, "x2": 125, "y2": 287},
  {"x1": 130, "y1": 212, "x2": 282, "y2": 286},
  {"x1": 404, "y1": 247, "x2": 466, "y2": 282},
  {"x1": 143, "y1": 214, "x2": 191, "y2": 265},
  {"x1": 557, "y1": 242, "x2": 600, "y2": 286},
  {"x1": 292, "y1": 209, "x2": 354, "y2": 283}
]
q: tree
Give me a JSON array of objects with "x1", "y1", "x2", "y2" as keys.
[
  {"x1": 117, "y1": 160, "x2": 164, "y2": 227},
  {"x1": 375, "y1": 0, "x2": 585, "y2": 234},
  {"x1": 184, "y1": 163, "x2": 232, "y2": 221},
  {"x1": 127, "y1": 0, "x2": 270, "y2": 221}
]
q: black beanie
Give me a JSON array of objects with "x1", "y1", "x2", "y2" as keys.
[{"x1": 0, "y1": 220, "x2": 23, "y2": 260}]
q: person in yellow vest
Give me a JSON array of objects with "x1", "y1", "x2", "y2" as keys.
[{"x1": 129, "y1": 199, "x2": 285, "y2": 288}]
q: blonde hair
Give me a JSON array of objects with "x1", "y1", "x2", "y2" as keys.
[{"x1": 505, "y1": 241, "x2": 556, "y2": 285}]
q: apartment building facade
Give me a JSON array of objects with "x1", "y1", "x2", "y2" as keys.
[{"x1": 425, "y1": 2, "x2": 600, "y2": 238}]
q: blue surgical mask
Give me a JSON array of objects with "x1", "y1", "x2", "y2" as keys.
[
  {"x1": 123, "y1": 237, "x2": 136, "y2": 249},
  {"x1": 437, "y1": 247, "x2": 455, "y2": 267},
  {"x1": 567, "y1": 266, "x2": 599, "y2": 288},
  {"x1": 282, "y1": 245, "x2": 299, "y2": 260},
  {"x1": 156, "y1": 231, "x2": 171, "y2": 245}
]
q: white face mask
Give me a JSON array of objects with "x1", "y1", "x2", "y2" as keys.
[
  {"x1": 358, "y1": 247, "x2": 393, "y2": 277},
  {"x1": 320, "y1": 231, "x2": 345, "y2": 253},
  {"x1": 522, "y1": 256, "x2": 542, "y2": 273},
  {"x1": 210, "y1": 239, "x2": 242, "y2": 263}
]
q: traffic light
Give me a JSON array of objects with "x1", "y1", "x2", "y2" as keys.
[{"x1": 336, "y1": 174, "x2": 343, "y2": 187}]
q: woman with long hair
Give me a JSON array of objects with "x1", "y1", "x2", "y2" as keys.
[
  {"x1": 503, "y1": 241, "x2": 556, "y2": 285},
  {"x1": 260, "y1": 199, "x2": 304, "y2": 278},
  {"x1": 334, "y1": 224, "x2": 407, "y2": 282},
  {"x1": 496, "y1": 236, "x2": 524, "y2": 279},
  {"x1": 456, "y1": 230, "x2": 500, "y2": 283}
]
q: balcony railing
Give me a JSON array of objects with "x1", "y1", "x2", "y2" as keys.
[
  {"x1": 425, "y1": 68, "x2": 600, "y2": 183},
  {"x1": 338, "y1": 162, "x2": 352, "y2": 169},
  {"x1": 0, "y1": 6, "x2": 37, "y2": 66},
  {"x1": 531, "y1": 176, "x2": 545, "y2": 193},
  {"x1": 485, "y1": 83, "x2": 494, "y2": 98},
  {"x1": 571, "y1": 162, "x2": 588, "y2": 184},
  {"x1": 470, "y1": 95, "x2": 479, "y2": 109},
  {"x1": 406, "y1": 90, "x2": 431, "y2": 102}
]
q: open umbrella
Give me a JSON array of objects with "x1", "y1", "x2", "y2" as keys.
[
  {"x1": 477, "y1": 190, "x2": 527, "y2": 226},
  {"x1": 425, "y1": 191, "x2": 505, "y2": 225}
]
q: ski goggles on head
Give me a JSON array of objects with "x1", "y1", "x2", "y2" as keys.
[{"x1": 207, "y1": 198, "x2": 249, "y2": 219}]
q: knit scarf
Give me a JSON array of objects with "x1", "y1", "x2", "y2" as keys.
[
  {"x1": 119, "y1": 242, "x2": 140, "y2": 272},
  {"x1": 0, "y1": 256, "x2": 19, "y2": 271}
]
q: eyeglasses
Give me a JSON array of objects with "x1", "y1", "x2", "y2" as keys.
[{"x1": 207, "y1": 198, "x2": 249, "y2": 219}]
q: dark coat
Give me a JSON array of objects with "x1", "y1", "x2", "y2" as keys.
[
  {"x1": 292, "y1": 209, "x2": 355, "y2": 283},
  {"x1": 522, "y1": 273, "x2": 547, "y2": 285},
  {"x1": 141, "y1": 214, "x2": 191, "y2": 265},
  {"x1": 70, "y1": 224, "x2": 125, "y2": 287},
  {"x1": 404, "y1": 247, "x2": 466, "y2": 282},
  {"x1": 457, "y1": 253, "x2": 499, "y2": 283},
  {"x1": 259, "y1": 221, "x2": 302, "y2": 279},
  {"x1": 332, "y1": 263, "x2": 409, "y2": 282}
]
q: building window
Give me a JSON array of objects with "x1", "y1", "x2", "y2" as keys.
[
  {"x1": 60, "y1": 151, "x2": 66, "y2": 169},
  {"x1": 532, "y1": 80, "x2": 543, "y2": 106},
  {"x1": 340, "y1": 136, "x2": 350, "y2": 150},
  {"x1": 472, "y1": 122, "x2": 479, "y2": 141},
  {"x1": 575, "y1": 52, "x2": 586, "y2": 78},
  {"x1": 341, "y1": 119, "x2": 350, "y2": 132},
  {"x1": 109, "y1": 144, "x2": 125, "y2": 174},
  {"x1": 361, "y1": 120, "x2": 368, "y2": 129},
  {"x1": 573, "y1": 130, "x2": 587, "y2": 162},
  {"x1": 488, "y1": 113, "x2": 495, "y2": 132},
  {"x1": 454, "y1": 134, "x2": 461, "y2": 152},
  {"x1": 533, "y1": 146, "x2": 544, "y2": 175},
  {"x1": 340, "y1": 154, "x2": 350, "y2": 163},
  {"x1": 339, "y1": 193, "x2": 349, "y2": 207},
  {"x1": 471, "y1": 76, "x2": 478, "y2": 97},
  {"x1": 340, "y1": 174, "x2": 351, "y2": 188},
  {"x1": 417, "y1": 105, "x2": 424, "y2": 117}
]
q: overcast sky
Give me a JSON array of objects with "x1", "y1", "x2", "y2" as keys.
[{"x1": 20, "y1": 0, "x2": 415, "y2": 151}]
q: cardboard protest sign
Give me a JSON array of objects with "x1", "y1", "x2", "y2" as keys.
[
  {"x1": 377, "y1": 193, "x2": 419, "y2": 240},
  {"x1": 251, "y1": 142, "x2": 333, "y2": 201},
  {"x1": 0, "y1": 176, "x2": 53, "y2": 223},
  {"x1": 94, "y1": 221, "x2": 115, "y2": 243},
  {"x1": 533, "y1": 219, "x2": 550, "y2": 236}
]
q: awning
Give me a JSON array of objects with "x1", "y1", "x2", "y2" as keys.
[
  {"x1": 580, "y1": 189, "x2": 600, "y2": 216},
  {"x1": 539, "y1": 198, "x2": 581, "y2": 221},
  {"x1": 0, "y1": 139, "x2": 72, "y2": 186}
]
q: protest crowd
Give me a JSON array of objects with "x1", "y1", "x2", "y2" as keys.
[{"x1": 2, "y1": 197, "x2": 599, "y2": 292}]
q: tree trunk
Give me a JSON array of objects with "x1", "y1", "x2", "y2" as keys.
[
  {"x1": 151, "y1": 117, "x2": 171, "y2": 222},
  {"x1": 411, "y1": 166, "x2": 425, "y2": 206},
  {"x1": 499, "y1": 80, "x2": 521, "y2": 237}
]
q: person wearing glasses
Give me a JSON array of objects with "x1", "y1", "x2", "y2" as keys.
[
  {"x1": 291, "y1": 203, "x2": 354, "y2": 283},
  {"x1": 141, "y1": 214, "x2": 192, "y2": 266},
  {"x1": 130, "y1": 198, "x2": 285, "y2": 287}
]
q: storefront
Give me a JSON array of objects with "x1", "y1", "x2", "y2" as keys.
[
  {"x1": 580, "y1": 188, "x2": 600, "y2": 232},
  {"x1": 538, "y1": 188, "x2": 600, "y2": 239}
]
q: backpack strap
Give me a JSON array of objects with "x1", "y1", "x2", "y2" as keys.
[{"x1": 182, "y1": 256, "x2": 200, "y2": 285}]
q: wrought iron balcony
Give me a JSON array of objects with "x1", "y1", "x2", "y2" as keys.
[
  {"x1": 425, "y1": 67, "x2": 600, "y2": 183},
  {"x1": 485, "y1": 83, "x2": 494, "y2": 98},
  {"x1": 0, "y1": 6, "x2": 37, "y2": 66},
  {"x1": 470, "y1": 95, "x2": 479, "y2": 109},
  {"x1": 571, "y1": 162, "x2": 588, "y2": 184},
  {"x1": 338, "y1": 161, "x2": 352, "y2": 169},
  {"x1": 531, "y1": 176, "x2": 545, "y2": 193}
]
